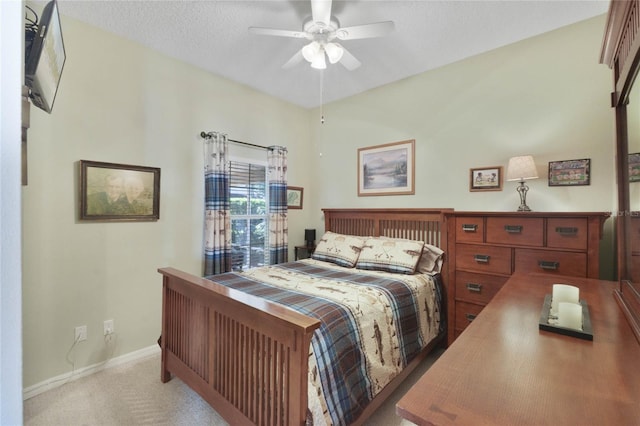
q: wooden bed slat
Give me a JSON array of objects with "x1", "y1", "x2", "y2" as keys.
[
  {"x1": 205, "y1": 309, "x2": 293, "y2": 425},
  {"x1": 159, "y1": 208, "x2": 452, "y2": 426}
]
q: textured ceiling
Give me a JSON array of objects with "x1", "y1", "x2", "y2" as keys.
[{"x1": 49, "y1": 0, "x2": 609, "y2": 109}]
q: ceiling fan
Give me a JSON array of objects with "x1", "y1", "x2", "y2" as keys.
[{"x1": 248, "y1": 0, "x2": 395, "y2": 71}]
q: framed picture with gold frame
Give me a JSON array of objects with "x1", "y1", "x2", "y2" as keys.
[{"x1": 357, "y1": 139, "x2": 415, "y2": 196}]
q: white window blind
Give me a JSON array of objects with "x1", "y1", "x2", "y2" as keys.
[{"x1": 229, "y1": 161, "x2": 268, "y2": 271}]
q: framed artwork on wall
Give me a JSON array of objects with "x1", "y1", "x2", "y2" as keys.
[
  {"x1": 548, "y1": 158, "x2": 591, "y2": 186},
  {"x1": 630, "y1": 153, "x2": 640, "y2": 182},
  {"x1": 79, "y1": 160, "x2": 161, "y2": 221},
  {"x1": 357, "y1": 139, "x2": 415, "y2": 196},
  {"x1": 469, "y1": 166, "x2": 503, "y2": 191},
  {"x1": 287, "y1": 186, "x2": 303, "y2": 209}
]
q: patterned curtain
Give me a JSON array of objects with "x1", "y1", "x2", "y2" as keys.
[
  {"x1": 203, "y1": 132, "x2": 231, "y2": 276},
  {"x1": 267, "y1": 146, "x2": 288, "y2": 264}
]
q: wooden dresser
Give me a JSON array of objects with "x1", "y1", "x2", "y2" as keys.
[
  {"x1": 446, "y1": 211, "x2": 610, "y2": 345},
  {"x1": 397, "y1": 273, "x2": 640, "y2": 425}
]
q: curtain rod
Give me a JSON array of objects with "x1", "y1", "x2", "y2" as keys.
[{"x1": 200, "y1": 131, "x2": 275, "y2": 151}]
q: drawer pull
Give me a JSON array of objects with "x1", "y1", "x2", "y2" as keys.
[
  {"x1": 504, "y1": 225, "x2": 523, "y2": 234},
  {"x1": 465, "y1": 313, "x2": 477, "y2": 322},
  {"x1": 466, "y1": 282, "x2": 483, "y2": 293},
  {"x1": 538, "y1": 261, "x2": 560, "y2": 270},
  {"x1": 462, "y1": 224, "x2": 478, "y2": 232},
  {"x1": 555, "y1": 227, "x2": 578, "y2": 236},
  {"x1": 474, "y1": 254, "x2": 490, "y2": 263}
]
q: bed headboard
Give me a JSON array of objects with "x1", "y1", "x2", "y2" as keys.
[
  {"x1": 323, "y1": 208, "x2": 454, "y2": 349},
  {"x1": 322, "y1": 208, "x2": 453, "y2": 249}
]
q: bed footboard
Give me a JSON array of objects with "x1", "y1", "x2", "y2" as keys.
[{"x1": 159, "y1": 267, "x2": 321, "y2": 426}]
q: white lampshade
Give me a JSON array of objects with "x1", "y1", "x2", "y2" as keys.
[
  {"x1": 302, "y1": 41, "x2": 321, "y2": 63},
  {"x1": 310, "y1": 50, "x2": 326, "y2": 69},
  {"x1": 506, "y1": 155, "x2": 539, "y2": 181},
  {"x1": 324, "y1": 42, "x2": 344, "y2": 64}
]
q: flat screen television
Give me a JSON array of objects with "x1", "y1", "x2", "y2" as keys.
[{"x1": 25, "y1": 0, "x2": 66, "y2": 114}]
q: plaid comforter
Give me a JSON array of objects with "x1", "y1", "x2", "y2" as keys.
[{"x1": 208, "y1": 259, "x2": 442, "y2": 425}]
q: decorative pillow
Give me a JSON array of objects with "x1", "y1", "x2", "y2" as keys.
[
  {"x1": 311, "y1": 231, "x2": 366, "y2": 268},
  {"x1": 355, "y1": 237, "x2": 425, "y2": 274},
  {"x1": 416, "y1": 243, "x2": 445, "y2": 274}
]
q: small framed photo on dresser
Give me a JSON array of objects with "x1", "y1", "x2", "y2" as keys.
[{"x1": 469, "y1": 166, "x2": 503, "y2": 191}]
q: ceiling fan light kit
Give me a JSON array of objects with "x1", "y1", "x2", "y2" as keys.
[
  {"x1": 302, "y1": 41, "x2": 321, "y2": 62},
  {"x1": 248, "y1": 0, "x2": 394, "y2": 71},
  {"x1": 302, "y1": 41, "x2": 343, "y2": 69},
  {"x1": 324, "y1": 42, "x2": 343, "y2": 64},
  {"x1": 310, "y1": 50, "x2": 327, "y2": 69}
]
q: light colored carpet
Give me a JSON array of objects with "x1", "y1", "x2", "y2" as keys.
[{"x1": 24, "y1": 348, "x2": 444, "y2": 425}]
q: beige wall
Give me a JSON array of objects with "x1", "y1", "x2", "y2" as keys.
[
  {"x1": 306, "y1": 14, "x2": 616, "y2": 274},
  {"x1": 23, "y1": 13, "x2": 616, "y2": 389},
  {"x1": 308, "y1": 15, "x2": 613, "y2": 214},
  {"x1": 22, "y1": 15, "x2": 314, "y2": 388}
]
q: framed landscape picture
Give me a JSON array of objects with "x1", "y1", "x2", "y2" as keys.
[
  {"x1": 287, "y1": 186, "x2": 303, "y2": 209},
  {"x1": 470, "y1": 166, "x2": 503, "y2": 191},
  {"x1": 548, "y1": 158, "x2": 590, "y2": 186},
  {"x1": 358, "y1": 139, "x2": 415, "y2": 196},
  {"x1": 79, "y1": 160, "x2": 160, "y2": 221}
]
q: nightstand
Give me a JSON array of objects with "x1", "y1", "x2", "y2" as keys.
[{"x1": 294, "y1": 245, "x2": 315, "y2": 260}]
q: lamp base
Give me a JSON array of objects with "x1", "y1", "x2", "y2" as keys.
[{"x1": 515, "y1": 180, "x2": 532, "y2": 212}]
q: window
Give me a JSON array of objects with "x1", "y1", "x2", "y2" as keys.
[{"x1": 230, "y1": 161, "x2": 268, "y2": 271}]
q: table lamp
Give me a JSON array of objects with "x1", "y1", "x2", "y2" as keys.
[
  {"x1": 305, "y1": 229, "x2": 316, "y2": 247},
  {"x1": 506, "y1": 155, "x2": 539, "y2": 212}
]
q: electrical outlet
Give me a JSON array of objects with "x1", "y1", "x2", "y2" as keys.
[
  {"x1": 75, "y1": 325, "x2": 87, "y2": 342},
  {"x1": 103, "y1": 319, "x2": 114, "y2": 336}
]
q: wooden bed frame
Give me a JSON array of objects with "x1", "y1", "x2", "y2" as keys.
[{"x1": 158, "y1": 208, "x2": 452, "y2": 426}]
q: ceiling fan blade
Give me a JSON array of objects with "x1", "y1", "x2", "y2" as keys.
[
  {"x1": 337, "y1": 45, "x2": 361, "y2": 71},
  {"x1": 311, "y1": 0, "x2": 332, "y2": 27},
  {"x1": 336, "y1": 21, "x2": 395, "y2": 40},
  {"x1": 248, "y1": 27, "x2": 307, "y2": 39},
  {"x1": 282, "y1": 50, "x2": 304, "y2": 69}
]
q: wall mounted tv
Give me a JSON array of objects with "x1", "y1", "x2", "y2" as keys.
[{"x1": 25, "y1": 0, "x2": 66, "y2": 114}]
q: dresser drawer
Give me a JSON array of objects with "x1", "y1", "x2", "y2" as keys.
[
  {"x1": 456, "y1": 244, "x2": 512, "y2": 275},
  {"x1": 456, "y1": 217, "x2": 484, "y2": 243},
  {"x1": 455, "y1": 301, "x2": 484, "y2": 332},
  {"x1": 514, "y1": 249, "x2": 587, "y2": 277},
  {"x1": 486, "y1": 217, "x2": 543, "y2": 247},
  {"x1": 547, "y1": 218, "x2": 588, "y2": 250},
  {"x1": 455, "y1": 271, "x2": 508, "y2": 305}
]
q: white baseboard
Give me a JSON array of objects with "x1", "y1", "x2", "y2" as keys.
[{"x1": 23, "y1": 344, "x2": 161, "y2": 400}]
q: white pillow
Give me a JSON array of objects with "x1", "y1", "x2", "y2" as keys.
[
  {"x1": 311, "y1": 231, "x2": 366, "y2": 268},
  {"x1": 355, "y1": 237, "x2": 424, "y2": 274},
  {"x1": 416, "y1": 243, "x2": 445, "y2": 274}
]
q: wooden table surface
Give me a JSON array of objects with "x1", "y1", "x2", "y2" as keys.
[{"x1": 396, "y1": 273, "x2": 640, "y2": 425}]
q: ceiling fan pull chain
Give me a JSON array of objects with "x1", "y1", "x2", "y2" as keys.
[{"x1": 320, "y1": 70, "x2": 325, "y2": 124}]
